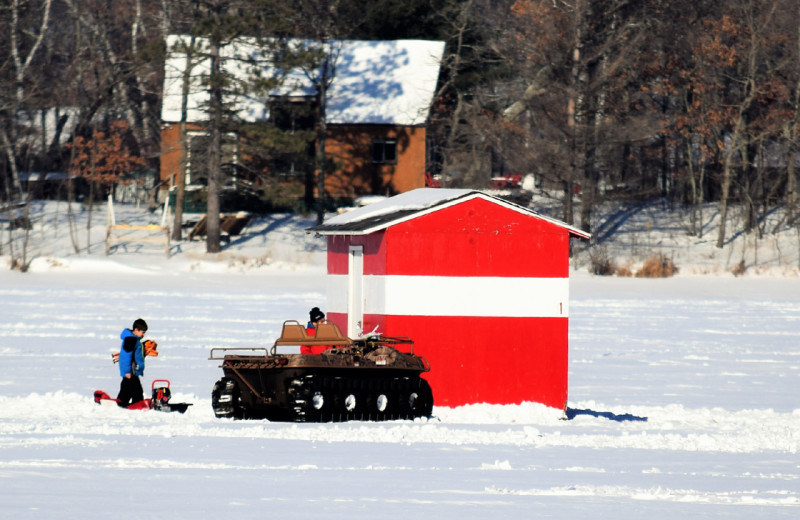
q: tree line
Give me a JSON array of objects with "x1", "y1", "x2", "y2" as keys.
[
  {"x1": 425, "y1": 0, "x2": 800, "y2": 250},
  {"x1": 2, "y1": 0, "x2": 799, "y2": 258}
]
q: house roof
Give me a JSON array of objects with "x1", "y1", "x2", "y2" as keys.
[
  {"x1": 161, "y1": 35, "x2": 445, "y2": 127},
  {"x1": 308, "y1": 188, "x2": 592, "y2": 239}
]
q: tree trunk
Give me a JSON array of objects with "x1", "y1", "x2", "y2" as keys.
[
  {"x1": 786, "y1": 1, "x2": 800, "y2": 223},
  {"x1": 565, "y1": 1, "x2": 588, "y2": 228},
  {"x1": 686, "y1": 140, "x2": 699, "y2": 236},
  {"x1": 86, "y1": 181, "x2": 95, "y2": 254},
  {"x1": 717, "y1": 13, "x2": 762, "y2": 248},
  {"x1": 716, "y1": 129, "x2": 737, "y2": 249},
  {"x1": 67, "y1": 178, "x2": 80, "y2": 254},
  {"x1": 742, "y1": 139, "x2": 757, "y2": 234},
  {"x1": 172, "y1": 124, "x2": 188, "y2": 242},
  {"x1": 4, "y1": 0, "x2": 53, "y2": 199},
  {"x1": 786, "y1": 137, "x2": 798, "y2": 224},
  {"x1": 315, "y1": 54, "x2": 329, "y2": 225},
  {"x1": 205, "y1": 38, "x2": 222, "y2": 253},
  {"x1": 442, "y1": 91, "x2": 465, "y2": 187},
  {"x1": 581, "y1": 1, "x2": 619, "y2": 234},
  {"x1": 0, "y1": 129, "x2": 19, "y2": 203},
  {"x1": 172, "y1": 36, "x2": 197, "y2": 242}
]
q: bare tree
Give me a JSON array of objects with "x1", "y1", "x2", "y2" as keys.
[
  {"x1": 0, "y1": 0, "x2": 52, "y2": 270},
  {"x1": 495, "y1": 0, "x2": 655, "y2": 231},
  {"x1": 0, "y1": 0, "x2": 52, "y2": 200},
  {"x1": 780, "y1": 1, "x2": 800, "y2": 224},
  {"x1": 705, "y1": 1, "x2": 781, "y2": 248},
  {"x1": 62, "y1": 0, "x2": 165, "y2": 167},
  {"x1": 170, "y1": 34, "x2": 202, "y2": 241}
]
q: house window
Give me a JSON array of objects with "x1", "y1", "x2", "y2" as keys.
[
  {"x1": 371, "y1": 139, "x2": 397, "y2": 164},
  {"x1": 268, "y1": 97, "x2": 316, "y2": 180},
  {"x1": 186, "y1": 132, "x2": 238, "y2": 185}
]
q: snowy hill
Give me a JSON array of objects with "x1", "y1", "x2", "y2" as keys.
[
  {"x1": 1, "y1": 199, "x2": 327, "y2": 273},
  {"x1": 572, "y1": 198, "x2": 800, "y2": 277},
  {"x1": 4, "y1": 197, "x2": 799, "y2": 277},
  {"x1": 0, "y1": 198, "x2": 799, "y2": 519}
]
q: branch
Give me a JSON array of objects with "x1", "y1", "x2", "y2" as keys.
[
  {"x1": 503, "y1": 66, "x2": 551, "y2": 122},
  {"x1": 13, "y1": 0, "x2": 53, "y2": 76}
]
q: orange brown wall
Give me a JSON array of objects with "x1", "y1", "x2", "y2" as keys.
[
  {"x1": 160, "y1": 123, "x2": 203, "y2": 189},
  {"x1": 325, "y1": 124, "x2": 427, "y2": 198},
  {"x1": 160, "y1": 122, "x2": 428, "y2": 197}
]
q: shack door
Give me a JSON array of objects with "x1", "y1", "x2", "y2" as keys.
[{"x1": 347, "y1": 245, "x2": 364, "y2": 337}]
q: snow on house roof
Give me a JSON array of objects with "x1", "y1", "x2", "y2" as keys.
[
  {"x1": 308, "y1": 188, "x2": 592, "y2": 239},
  {"x1": 161, "y1": 35, "x2": 445, "y2": 126}
]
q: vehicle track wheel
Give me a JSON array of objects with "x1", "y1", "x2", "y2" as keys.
[
  {"x1": 416, "y1": 379, "x2": 434, "y2": 417},
  {"x1": 343, "y1": 379, "x2": 361, "y2": 420},
  {"x1": 403, "y1": 378, "x2": 433, "y2": 418},
  {"x1": 312, "y1": 391, "x2": 325, "y2": 411},
  {"x1": 291, "y1": 375, "x2": 321, "y2": 422},
  {"x1": 308, "y1": 376, "x2": 333, "y2": 422},
  {"x1": 376, "y1": 393, "x2": 388, "y2": 413},
  {"x1": 212, "y1": 377, "x2": 244, "y2": 419},
  {"x1": 373, "y1": 380, "x2": 391, "y2": 420}
]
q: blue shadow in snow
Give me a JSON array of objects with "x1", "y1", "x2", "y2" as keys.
[{"x1": 565, "y1": 407, "x2": 648, "y2": 422}]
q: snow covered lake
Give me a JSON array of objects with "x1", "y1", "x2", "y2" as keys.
[{"x1": 1, "y1": 262, "x2": 798, "y2": 519}]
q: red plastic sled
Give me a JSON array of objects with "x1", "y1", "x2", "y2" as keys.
[
  {"x1": 93, "y1": 390, "x2": 152, "y2": 409},
  {"x1": 93, "y1": 380, "x2": 191, "y2": 413}
]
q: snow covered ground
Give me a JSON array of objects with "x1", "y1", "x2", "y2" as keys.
[{"x1": 1, "y1": 200, "x2": 799, "y2": 519}]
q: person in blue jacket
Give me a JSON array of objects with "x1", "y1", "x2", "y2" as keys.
[{"x1": 116, "y1": 318, "x2": 148, "y2": 406}]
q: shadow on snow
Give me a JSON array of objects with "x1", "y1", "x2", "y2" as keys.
[{"x1": 565, "y1": 407, "x2": 648, "y2": 422}]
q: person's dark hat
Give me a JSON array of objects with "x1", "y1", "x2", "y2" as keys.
[{"x1": 309, "y1": 307, "x2": 325, "y2": 323}]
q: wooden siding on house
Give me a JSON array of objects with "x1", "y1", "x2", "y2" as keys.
[
  {"x1": 324, "y1": 125, "x2": 427, "y2": 198},
  {"x1": 160, "y1": 123, "x2": 203, "y2": 189},
  {"x1": 160, "y1": 122, "x2": 429, "y2": 199}
]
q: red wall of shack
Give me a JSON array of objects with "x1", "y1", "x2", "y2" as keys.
[{"x1": 325, "y1": 198, "x2": 572, "y2": 409}]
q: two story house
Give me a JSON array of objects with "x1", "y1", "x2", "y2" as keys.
[{"x1": 159, "y1": 35, "x2": 445, "y2": 204}]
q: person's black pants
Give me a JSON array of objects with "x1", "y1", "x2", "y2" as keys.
[{"x1": 117, "y1": 375, "x2": 144, "y2": 406}]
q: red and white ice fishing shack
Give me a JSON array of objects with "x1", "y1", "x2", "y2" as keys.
[{"x1": 309, "y1": 189, "x2": 590, "y2": 410}]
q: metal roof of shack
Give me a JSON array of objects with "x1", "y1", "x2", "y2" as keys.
[{"x1": 307, "y1": 188, "x2": 592, "y2": 239}]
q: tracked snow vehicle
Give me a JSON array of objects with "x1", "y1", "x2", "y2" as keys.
[{"x1": 209, "y1": 321, "x2": 433, "y2": 422}]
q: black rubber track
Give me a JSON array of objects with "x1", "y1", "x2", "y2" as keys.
[
  {"x1": 289, "y1": 374, "x2": 433, "y2": 422},
  {"x1": 211, "y1": 377, "x2": 244, "y2": 419}
]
